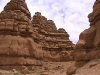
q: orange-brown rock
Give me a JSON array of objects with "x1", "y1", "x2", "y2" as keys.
[
  {"x1": 73, "y1": 0, "x2": 100, "y2": 61},
  {"x1": 4, "y1": 0, "x2": 31, "y2": 19},
  {"x1": 66, "y1": 65, "x2": 77, "y2": 75},
  {"x1": 0, "y1": 0, "x2": 74, "y2": 70},
  {"x1": 32, "y1": 12, "x2": 74, "y2": 61},
  {"x1": 32, "y1": 12, "x2": 57, "y2": 32},
  {"x1": 0, "y1": 0, "x2": 43, "y2": 70}
]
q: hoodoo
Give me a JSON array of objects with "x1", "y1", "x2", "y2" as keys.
[
  {"x1": 0, "y1": 0, "x2": 74, "y2": 70},
  {"x1": 32, "y1": 12, "x2": 74, "y2": 61},
  {"x1": 73, "y1": 0, "x2": 100, "y2": 61},
  {"x1": 0, "y1": 0, "x2": 43, "y2": 69}
]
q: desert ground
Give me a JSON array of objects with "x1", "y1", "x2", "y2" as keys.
[{"x1": 0, "y1": 59, "x2": 100, "y2": 75}]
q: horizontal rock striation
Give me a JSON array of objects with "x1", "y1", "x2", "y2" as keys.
[
  {"x1": 0, "y1": 0, "x2": 74, "y2": 69},
  {"x1": 32, "y1": 12, "x2": 74, "y2": 62},
  {"x1": 0, "y1": 0, "x2": 43, "y2": 70}
]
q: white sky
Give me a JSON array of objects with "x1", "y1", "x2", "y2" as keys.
[{"x1": 0, "y1": 0, "x2": 96, "y2": 44}]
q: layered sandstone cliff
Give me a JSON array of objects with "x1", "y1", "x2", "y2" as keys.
[
  {"x1": 32, "y1": 12, "x2": 74, "y2": 61},
  {"x1": 0, "y1": 0, "x2": 44, "y2": 69},
  {"x1": 0, "y1": 0, "x2": 74, "y2": 69}
]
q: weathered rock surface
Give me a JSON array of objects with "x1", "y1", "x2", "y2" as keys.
[
  {"x1": 66, "y1": 65, "x2": 77, "y2": 75},
  {"x1": 0, "y1": 0, "x2": 74, "y2": 69},
  {"x1": 32, "y1": 12, "x2": 74, "y2": 61},
  {"x1": 73, "y1": 0, "x2": 100, "y2": 61},
  {"x1": 0, "y1": 0, "x2": 43, "y2": 70}
]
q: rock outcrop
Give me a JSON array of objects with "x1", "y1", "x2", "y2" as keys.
[
  {"x1": 0, "y1": 0, "x2": 43, "y2": 70},
  {"x1": 73, "y1": 0, "x2": 100, "y2": 61},
  {"x1": 66, "y1": 65, "x2": 77, "y2": 75},
  {"x1": 32, "y1": 12, "x2": 74, "y2": 61},
  {"x1": 0, "y1": 0, "x2": 74, "y2": 69}
]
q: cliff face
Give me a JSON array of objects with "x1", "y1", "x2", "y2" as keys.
[
  {"x1": 32, "y1": 12, "x2": 74, "y2": 62},
  {"x1": 0, "y1": 0, "x2": 44, "y2": 70},
  {"x1": 0, "y1": 0, "x2": 74, "y2": 69},
  {"x1": 73, "y1": 0, "x2": 100, "y2": 61},
  {"x1": 88, "y1": 0, "x2": 100, "y2": 47}
]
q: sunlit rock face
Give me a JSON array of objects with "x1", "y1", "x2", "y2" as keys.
[
  {"x1": 73, "y1": 0, "x2": 100, "y2": 61},
  {"x1": 32, "y1": 12, "x2": 74, "y2": 62},
  {"x1": 0, "y1": 0, "x2": 43, "y2": 70},
  {"x1": 0, "y1": 0, "x2": 74, "y2": 69}
]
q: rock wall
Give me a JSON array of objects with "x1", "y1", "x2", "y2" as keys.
[
  {"x1": 73, "y1": 0, "x2": 100, "y2": 61},
  {"x1": 0, "y1": 0, "x2": 74, "y2": 69},
  {"x1": 0, "y1": 0, "x2": 43, "y2": 70},
  {"x1": 32, "y1": 12, "x2": 74, "y2": 62}
]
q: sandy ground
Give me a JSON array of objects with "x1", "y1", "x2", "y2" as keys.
[
  {"x1": 0, "y1": 59, "x2": 100, "y2": 75},
  {"x1": 31, "y1": 61, "x2": 75, "y2": 75}
]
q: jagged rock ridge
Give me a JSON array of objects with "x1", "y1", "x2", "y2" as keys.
[
  {"x1": 32, "y1": 12, "x2": 74, "y2": 62},
  {"x1": 0, "y1": 0, "x2": 74, "y2": 70}
]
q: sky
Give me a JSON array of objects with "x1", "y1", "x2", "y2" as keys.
[{"x1": 0, "y1": 0, "x2": 96, "y2": 44}]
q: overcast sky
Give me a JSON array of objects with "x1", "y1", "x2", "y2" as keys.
[{"x1": 0, "y1": 0, "x2": 96, "y2": 44}]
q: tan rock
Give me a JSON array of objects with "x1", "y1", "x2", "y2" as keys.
[
  {"x1": 21, "y1": 66, "x2": 29, "y2": 74},
  {"x1": 0, "y1": 22, "x2": 6, "y2": 30},
  {"x1": 74, "y1": 0, "x2": 100, "y2": 61},
  {"x1": 0, "y1": 0, "x2": 74, "y2": 70},
  {"x1": 32, "y1": 12, "x2": 74, "y2": 61},
  {"x1": 75, "y1": 40, "x2": 86, "y2": 49},
  {"x1": 78, "y1": 26, "x2": 96, "y2": 48},
  {"x1": 94, "y1": 24, "x2": 100, "y2": 47},
  {"x1": 66, "y1": 65, "x2": 77, "y2": 75},
  {"x1": 72, "y1": 50, "x2": 86, "y2": 61}
]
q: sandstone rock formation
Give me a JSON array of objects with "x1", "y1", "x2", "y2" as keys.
[
  {"x1": 73, "y1": 0, "x2": 100, "y2": 61},
  {"x1": 0, "y1": 0, "x2": 74, "y2": 69},
  {"x1": 32, "y1": 12, "x2": 74, "y2": 61},
  {"x1": 0, "y1": 0, "x2": 43, "y2": 70},
  {"x1": 66, "y1": 65, "x2": 77, "y2": 75}
]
